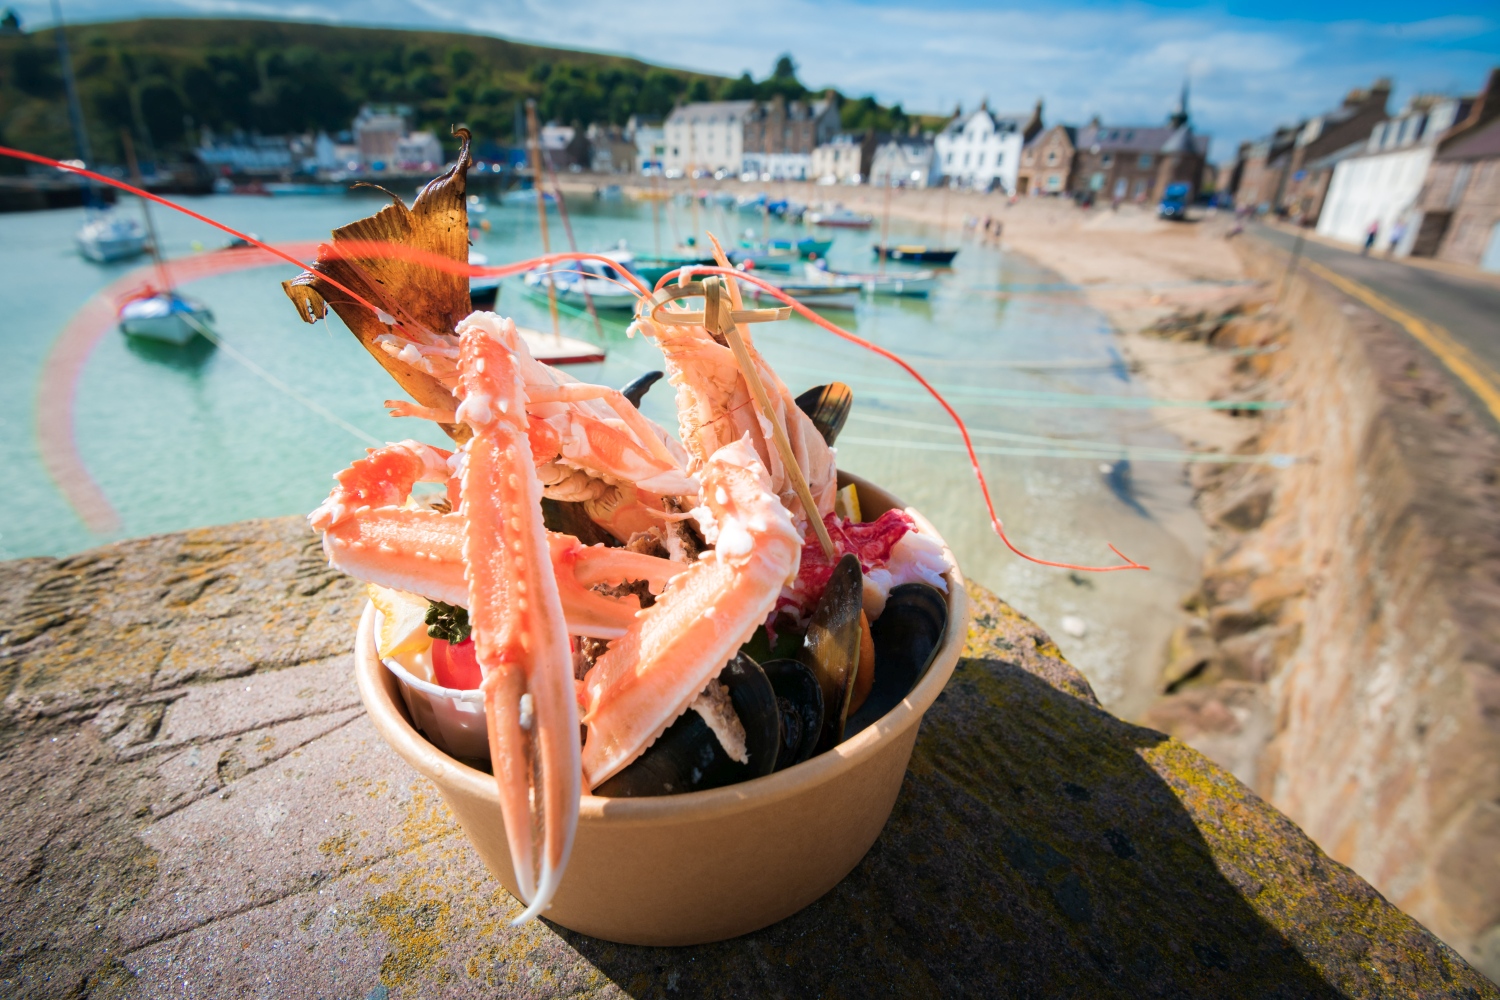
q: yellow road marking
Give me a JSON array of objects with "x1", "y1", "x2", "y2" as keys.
[{"x1": 1301, "y1": 259, "x2": 1500, "y2": 423}]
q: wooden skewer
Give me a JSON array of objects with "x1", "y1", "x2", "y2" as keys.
[{"x1": 703, "y1": 276, "x2": 838, "y2": 561}]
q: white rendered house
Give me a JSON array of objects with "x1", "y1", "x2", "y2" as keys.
[
  {"x1": 934, "y1": 104, "x2": 1037, "y2": 193},
  {"x1": 663, "y1": 101, "x2": 753, "y2": 176},
  {"x1": 1317, "y1": 96, "x2": 1466, "y2": 255}
]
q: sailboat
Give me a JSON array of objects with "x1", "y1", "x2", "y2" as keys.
[
  {"x1": 116, "y1": 132, "x2": 215, "y2": 346},
  {"x1": 51, "y1": 0, "x2": 148, "y2": 265}
]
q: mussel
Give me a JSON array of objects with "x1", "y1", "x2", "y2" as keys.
[
  {"x1": 845, "y1": 583, "x2": 949, "y2": 737},
  {"x1": 621, "y1": 370, "x2": 665, "y2": 408},
  {"x1": 799, "y1": 553, "x2": 865, "y2": 753},
  {"x1": 794, "y1": 382, "x2": 853, "y2": 446},
  {"x1": 593, "y1": 654, "x2": 781, "y2": 797},
  {"x1": 761, "y1": 658, "x2": 824, "y2": 771}
]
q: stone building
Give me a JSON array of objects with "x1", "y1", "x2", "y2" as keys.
[
  {"x1": 934, "y1": 101, "x2": 1042, "y2": 193},
  {"x1": 1316, "y1": 92, "x2": 1472, "y2": 252},
  {"x1": 1234, "y1": 125, "x2": 1301, "y2": 213},
  {"x1": 741, "y1": 93, "x2": 841, "y2": 180},
  {"x1": 1412, "y1": 68, "x2": 1500, "y2": 270},
  {"x1": 352, "y1": 105, "x2": 407, "y2": 167},
  {"x1": 1017, "y1": 125, "x2": 1076, "y2": 196},
  {"x1": 663, "y1": 100, "x2": 754, "y2": 176},
  {"x1": 587, "y1": 123, "x2": 637, "y2": 174},
  {"x1": 1067, "y1": 85, "x2": 1209, "y2": 204}
]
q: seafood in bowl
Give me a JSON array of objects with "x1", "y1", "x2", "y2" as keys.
[{"x1": 288, "y1": 133, "x2": 957, "y2": 924}]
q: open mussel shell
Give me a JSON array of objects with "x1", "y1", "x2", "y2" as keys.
[
  {"x1": 540, "y1": 497, "x2": 617, "y2": 548},
  {"x1": 761, "y1": 658, "x2": 824, "y2": 771},
  {"x1": 799, "y1": 553, "x2": 864, "y2": 753},
  {"x1": 593, "y1": 654, "x2": 781, "y2": 797},
  {"x1": 794, "y1": 382, "x2": 853, "y2": 446},
  {"x1": 621, "y1": 370, "x2": 664, "y2": 408},
  {"x1": 845, "y1": 583, "x2": 949, "y2": 738}
]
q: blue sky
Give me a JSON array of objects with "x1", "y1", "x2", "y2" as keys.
[{"x1": 13, "y1": 0, "x2": 1498, "y2": 156}]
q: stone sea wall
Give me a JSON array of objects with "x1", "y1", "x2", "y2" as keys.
[
  {"x1": 1144, "y1": 240, "x2": 1500, "y2": 979},
  {"x1": 1, "y1": 517, "x2": 1495, "y2": 995}
]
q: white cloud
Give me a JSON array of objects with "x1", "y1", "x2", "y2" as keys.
[{"x1": 15, "y1": 0, "x2": 1498, "y2": 156}]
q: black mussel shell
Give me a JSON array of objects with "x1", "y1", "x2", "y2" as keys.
[
  {"x1": 761, "y1": 658, "x2": 824, "y2": 770},
  {"x1": 621, "y1": 370, "x2": 664, "y2": 408},
  {"x1": 799, "y1": 553, "x2": 864, "y2": 753},
  {"x1": 846, "y1": 583, "x2": 949, "y2": 737},
  {"x1": 794, "y1": 382, "x2": 853, "y2": 446},
  {"x1": 540, "y1": 497, "x2": 618, "y2": 548},
  {"x1": 593, "y1": 654, "x2": 781, "y2": 797}
]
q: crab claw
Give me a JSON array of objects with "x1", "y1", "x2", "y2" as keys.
[{"x1": 457, "y1": 314, "x2": 580, "y2": 922}]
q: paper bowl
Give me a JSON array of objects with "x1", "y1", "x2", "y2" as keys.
[{"x1": 354, "y1": 472, "x2": 969, "y2": 945}]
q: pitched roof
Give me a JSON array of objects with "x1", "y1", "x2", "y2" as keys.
[
  {"x1": 1437, "y1": 116, "x2": 1500, "y2": 161},
  {"x1": 1076, "y1": 123, "x2": 1208, "y2": 155},
  {"x1": 941, "y1": 108, "x2": 1031, "y2": 136},
  {"x1": 665, "y1": 101, "x2": 754, "y2": 124}
]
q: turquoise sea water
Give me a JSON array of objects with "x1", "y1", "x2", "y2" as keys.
[{"x1": 0, "y1": 189, "x2": 1203, "y2": 714}]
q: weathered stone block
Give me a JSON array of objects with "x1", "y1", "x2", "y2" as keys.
[{"x1": 0, "y1": 519, "x2": 1495, "y2": 997}]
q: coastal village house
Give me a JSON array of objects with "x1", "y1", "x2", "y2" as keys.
[
  {"x1": 1070, "y1": 89, "x2": 1208, "y2": 203},
  {"x1": 1234, "y1": 80, "x2": 1390, "y2": 215},
  {"x1": 811, "y1": 133, "x2": 870, "y2": 183},
  {"x1": 869, "y1": 138, "x2": 938, "y2": 187},
  {"x1": 1234, "y1": 125, "x2": 1301, "y2": 212},
  {"x1": 1316, "y1": 92, "x2": 1472, "y2": 252},
  {"x1": 628, "y1": 115, "x2": 665, "y2": 174},
  {"x1": 1411, "y1": 69, "x2": 1500, "y2": 270},
  {"x1": 934, "y1": 101, "x2": 1043, "y2": 193},
  {"x1": 741, "y1": 93, "x2": 841, "y2": 180},
  {"x1": 586, "y1": 123, "x2": 637, "y2": 174},
  {"x1": 1280, "y1": 79, "x2": 1393, "y2": 224},
  {"x1": 1017, "y1": 124, "x2": 1077, "y2": 195},
  {"x1": 663, "y1": 100, "x2": 754, "y2": 176}
]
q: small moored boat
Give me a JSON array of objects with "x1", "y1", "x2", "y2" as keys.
[
  {"x1": 77, "y1": 211, "x2": 149, "y2": 263},
  {"x1": 118, "y1": 290, "x2": 215, "y2": 346},
  {"x1": 469, "y1": 249, "x2": 501, "y2": 308},
  {"x1": 522, "y1": 251, "x2": 640, "y2": 311},
  {"x1": 872, "y1": 244, "x2": 959, "y2": 265},
  {"x1": 808, "y1": 207, "x2": 873, "y2": 229},
  {"x1": 517, "y1": 326, "x2": 606, "y2": 365}
]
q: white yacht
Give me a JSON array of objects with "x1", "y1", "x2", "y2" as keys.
[{"x1": 76, "y1": 211, "x2": 149, "y2": 263}]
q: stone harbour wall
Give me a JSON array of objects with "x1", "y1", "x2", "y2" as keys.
[
  {"x1": 1144, "y1": 241, "x2": 1500, "y2": 979},
  {"x1": 0, "y1": 516, "x2": 1495, "y2": 996}
]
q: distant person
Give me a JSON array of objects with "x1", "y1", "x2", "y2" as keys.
[
  {"x1": 1387, "y1": 219, "x2": 1408, "y2": 258},
  {"x1": 1363, "y1": 221, "x2": 1379, "y2": 255}
]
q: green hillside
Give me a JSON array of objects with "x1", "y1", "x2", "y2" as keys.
[
  {"x1": 0, "y1": 18, "x2": 930, "y2": 171},
  {"x1": 0, "y1": 17, "x2": 733, "y2": 166}
]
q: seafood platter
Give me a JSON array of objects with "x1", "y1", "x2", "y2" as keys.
[{"x1": 278, "y1": 134, "x2": 970, "y2": 944}]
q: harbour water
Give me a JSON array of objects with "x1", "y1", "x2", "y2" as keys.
[{"x1": 0, "y1": 189, "x2": 1203, "y2": 717}]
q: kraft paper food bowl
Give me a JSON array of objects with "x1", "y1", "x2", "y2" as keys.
[{"x1": 354, "y1": 472, "x2": 969, "y2": 946}]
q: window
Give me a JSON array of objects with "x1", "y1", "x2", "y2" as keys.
[
  {"x1": 1046, "y1": 150, "x2": 1057, "y2": 165},
  {"x1": 1138, "y1": 154, "x2": 1153, "y2": 169},
  {"x1": 1101, "y1": 153, "x2": 1113, "y2": 167}
]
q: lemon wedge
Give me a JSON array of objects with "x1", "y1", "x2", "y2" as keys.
[{"x1": 368, "y1": 584, "x2": 432, "y2": 659}]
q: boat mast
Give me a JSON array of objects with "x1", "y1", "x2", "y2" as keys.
[
  {"x1": 525, "y1": 99, "x2": 561, "y2": 339},
  {"x1": 879, "y1": 174, "x2": 892, "y2": 273},
  {"x1": 121, "y1": 130, "x2": 171, "y2": 293},
  {"x1": 50, "y1": 0, "x2": 96, "y2": 202}
]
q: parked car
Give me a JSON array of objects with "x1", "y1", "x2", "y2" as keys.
[{"x1": 1158, "y1": 182, "x2": 1190, "y2": 220}]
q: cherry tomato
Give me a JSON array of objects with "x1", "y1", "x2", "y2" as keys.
[{"x1": 431, "y1": 637, "x2": 482, "y2": 690}]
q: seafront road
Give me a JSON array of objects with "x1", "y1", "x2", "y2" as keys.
[{"x1": 1251, "y1": 222, "x2": 1500, "y2": 429}]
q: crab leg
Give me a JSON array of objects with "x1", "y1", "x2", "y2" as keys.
[
  {"x1": 580, "y1": 436, "x2": 802, "y2": 788},
  {"x1": 319, "y1": 507, "x2": 677, "y2": 638},
  {"x1": 457, "y1": 316, "x2": 580, "y2": 921}
]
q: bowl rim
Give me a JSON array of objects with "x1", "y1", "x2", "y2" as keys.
[{"x1": 355, "y1": 471, "x2": 970, "y2": 825}]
